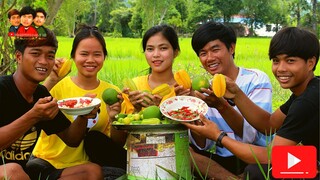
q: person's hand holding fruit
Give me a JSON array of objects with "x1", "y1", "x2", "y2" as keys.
[
  {"x1": 43, "y1": 58, "x2": 72, "y2": 91},
  {"x1": 174, "y1": 69, "x2": 192, "y2": 96},
  {"x1": 123, "y1": 88, "x2": 161, "y2": 113},
  {"x1": 102, "y1": 88, "x2": 123, "y2": 120}
]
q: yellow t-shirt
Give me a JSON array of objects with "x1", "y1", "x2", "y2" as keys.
[
  {"x1": 122, "y1": 75, "x2": 176, "y2": 114},
  {"x1": 132, "y1": 75, "x2": 176, "y2": 100},
  {"x1": 32, "y1": 77, "x2": 124, "y2": 169}
]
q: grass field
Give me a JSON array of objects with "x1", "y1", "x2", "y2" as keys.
[{"x1": 55, "y1": 36, "x2": 320, "y2": 111}]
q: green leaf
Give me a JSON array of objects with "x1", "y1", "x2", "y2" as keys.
[{"x1": 156, "y1": 164, "x2": 186, "y2": 180}]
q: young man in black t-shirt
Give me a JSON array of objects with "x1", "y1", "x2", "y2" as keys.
[{"x1": 0, "y1": 27, "x2": 103, "y2": 179}]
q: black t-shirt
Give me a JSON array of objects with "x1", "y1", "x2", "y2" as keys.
[
  {"x1": 278, "y1": 77, "x2": 319, "y2": 160},
  {"x1": 0, "y1": 75, "x2": 71, "y2": 169}
]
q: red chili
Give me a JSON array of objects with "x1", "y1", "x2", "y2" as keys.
[
  {"x1": 168, "y1": 106, "x2": 198, "y2": 120},
  {"x1": 59, "y1": 99, "x2": 77, "y2": 108}
]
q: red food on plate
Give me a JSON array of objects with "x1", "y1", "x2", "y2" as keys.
[
  {"x1": 168, "y1": 106, "x2": 199, "y2": 120},
  {"x1": 80, "y1": 98, "x2": 92, "y2": 105},
  {"x1": 58, "y1": 98, "x2": 92, "y2": 108},
  {"x1": 59, "y1": 99, "x2": 77, "y2": 108}
]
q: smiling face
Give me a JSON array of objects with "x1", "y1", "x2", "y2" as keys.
[
  {"x1": 20, "y1": 14, "x2": 34, "y2": 27},
  {"x1": 74, "y1": 37, "x2": 104, "y2": 78},
  {"x1": 16, "y1": 46, "x2": 56, "y2": 83},
  {"x1": 34, "y1": 12, "x2": 45, "y2": 27},
  {"x1": 144, "y1": 32, "x2": 177, "y2": 73},
  {"x1": 198, "y1": 39, "x2": 235, "y2": 76},
  {"x1": 271, "y1": 54, "x2": 316, "y2": 94}
]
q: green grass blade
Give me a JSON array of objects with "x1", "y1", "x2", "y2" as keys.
[
  {"x1": 249, "y1": 145, "x2": 268, "y2": 179},
  {"x1": 248, "y1": 129, "x2": 275, "y2": 180},
  {"x1": 1, "y1": 152, "x2": 8, "y2": 180},
  {"x1": 156, "y1": 165, "x2": 185, "y2": 180},
  {"x1": 115, "y1": 174, "x2": 128, "y2": 180},
  {"x1": 189, "y1": 149, "x2": 205, "y2": 180}
]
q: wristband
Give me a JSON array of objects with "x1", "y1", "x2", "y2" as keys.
[
  {"x1": 216, "y1": 131, "x2": 227, "y2": 148},
  {"x1": 75, "y1": 111, "x2": 99, "y2": 128},
  {"x1": 226, "y1": 99, "x2": 235, "y2": 106},
  {"x1": 86, "y1": 112, "x2": 99, "y2": 128}
]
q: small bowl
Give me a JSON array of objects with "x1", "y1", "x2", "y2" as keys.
[
  {"x1": 160, "y1": 96, "x2": 208, "y2": 122},
  {"x1": 57, "y1": 97, "x2": 101, "y2": 116}
]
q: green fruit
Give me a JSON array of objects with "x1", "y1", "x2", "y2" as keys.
[
  {"x1": 141, "y1": 118, "x2": 160, "y2": 125},
  {"x1": 118, "y1": 118, "x2": 124, "y2": 123},
  {"x1": 192, "y1": 76, "x2": 210, "y2": 91},
  {"x1": 133, "y1": 113, "x2": 141, "y2": 121},
  {"x1": 115, "y1": 113, "x2": 127, "y2": 120},
  {"x1": 123, "y1": 117, "x2": 132, "y2": 125},
  {"x1": 142, "y1": 105, "x2": 162, "y2": 119},
  {"x1": 112, "y1": 121, "x2": 121, "y2": 125},
  {"x1": 102, "y1": 88, "x2": 119, "y2": 105},
  {"x1": 131, "y1": 120, "x2": 142, "y2": 125}
]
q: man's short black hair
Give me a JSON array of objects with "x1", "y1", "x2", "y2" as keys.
[
  {"x1": 269, "y1": 27, "x2": 319, "y2": 71},
  {"x1": 191, "y1": 21, "x2": 237, "y2": 58},
  {"x1": 19, "y1": 6, "x2": 36, "y2": 18},
  {"x1": 35, "y1": 7, "x2": 47, "y2": 18}
]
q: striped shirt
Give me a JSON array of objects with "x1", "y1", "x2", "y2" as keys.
[{"x1": 190, "y1": 67, "x2": 273, "y2": 157}]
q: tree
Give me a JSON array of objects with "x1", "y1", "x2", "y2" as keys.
[
  {"x1": 2, "y1": 0, "x2": 318, "y2": 39},
  {"x1": 267, "y1": 0, "x2": 288, "y2": 32},
  {"x1": 96, "y1": 0, "x2": 119, "y2": 34},
  {"x1": 32, "y1": 0, "x2": 48, "y2": 13},
  {"x1": 46, "y1": 0, "x2": 64, "y2": 25},
  {"x1": 288, "y1": 0, "x2": 310, "y2": 27},
  {"x1": 165, "y1": 6, "x2": 183, "y2": 31},
  {"x1": 242, "y1": 0, "x2": 273, "y2": 36},
  {"x1": 19, "y1": 0, "x2": 33, "y2": 6},
  {"x1": 54, "y1": 0, "x2": 90, "y2": 37},
  {"x1": 174, "y1": 0, "x2": 188, "y2": 33},
  {"x1": 0, "y1": 0, "x2": 17, "y2": 75},
  {"x1": 129, "y1": 0, "x2": 186, "y2": 36},
  {"x1": 161, "y1": 0, "x2": 189, "y2": 33},
  {"x1": 175, "y1": 0, "x2": 188, "y2": 23},
  {"x1": 215, "y1": 0, "x2": 243, "y2": 23},
  {"x1": 139, "y1": 0, "x2": 171, "y2": 30},
  {"x1": 128, "y1": 0, "x2": 143, "y2": 37},
  {"x1": 311, "y1": 0, "x2": 318, "y2": 35},
  {"x1": 110, "y1": 7, "x2": 133, "y2": 37},
  {"x1": 186, "y1": 0, "x2": 219, "y2": 31}
]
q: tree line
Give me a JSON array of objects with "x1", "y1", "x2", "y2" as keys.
[
  {"x1": 0, "y1": 0, "x2": 319, "y2": 75},
  {"x1": 3, "y1": 0, "x2": 319, "y2": 37}
]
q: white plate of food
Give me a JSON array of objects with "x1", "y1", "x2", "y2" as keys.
[
  {"x1": 160, "y1": 96, "x2": 208, "y2": 122},
  {"x1": 57, "y1": 97, "x2": 101, "y2": 115}
]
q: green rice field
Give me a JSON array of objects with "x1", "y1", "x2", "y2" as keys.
[{"x1": 55, "y1": 36, "x2": 320, "y2": 111}]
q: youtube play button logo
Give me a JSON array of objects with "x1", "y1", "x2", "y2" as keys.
[
  {"x1": 272, "y1": 146, "x2": 317, "y2": 178},
  {"x1": 287, "y1": 152, "x2": 300, "y2": 169}
]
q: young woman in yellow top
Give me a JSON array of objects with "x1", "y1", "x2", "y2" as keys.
[
  {"x1": 124, "y1": 24, "x2": 190, "y2": 113},
  {"x1": 28, "y1": 25, "x2": 127, "y2": 179}
]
